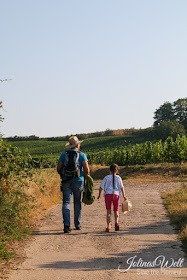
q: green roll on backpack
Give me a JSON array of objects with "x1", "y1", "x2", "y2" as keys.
[{"x1": 82, "y1": 175, "x2": 95, "y2": 205}]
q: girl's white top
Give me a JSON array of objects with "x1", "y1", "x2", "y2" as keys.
[{"x1": 100, "y1": 174, "x2": 123, "y2": 196}]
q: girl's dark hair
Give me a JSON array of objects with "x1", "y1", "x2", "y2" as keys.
[{"x1": 110, "y1": 164, "x2": 119, "y2": 190}]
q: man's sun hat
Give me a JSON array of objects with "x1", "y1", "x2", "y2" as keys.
[
  {"x1": 122, "y1": 200, "x2": 132, "y2": 214},
  {"x1": 65, "y1": 136, "x2": 83, "y2": 149}
]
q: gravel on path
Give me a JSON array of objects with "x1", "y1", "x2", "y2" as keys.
[{"x1": 7, "y1": 182, "x2": 187, "y2": 280}]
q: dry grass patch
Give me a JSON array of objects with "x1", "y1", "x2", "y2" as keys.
[
  {"x1": 27, "y1": 168, "x2": 62, "y2": 223},
  {"x1": 90, "y1": 163, "x2": 187, "y2": 182},
  {"x1": 161, "y1": 184, "x2": 187, "y2": 254}
]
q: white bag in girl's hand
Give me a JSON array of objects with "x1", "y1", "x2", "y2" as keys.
[{"x1": 122, "y1": 200, "x2": 132, "y2": 214}]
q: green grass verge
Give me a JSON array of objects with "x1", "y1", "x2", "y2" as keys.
[{"x1": 0, "y1": 241, "x2": 14, "y2": 260}]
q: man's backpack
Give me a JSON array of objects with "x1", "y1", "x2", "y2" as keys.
[
  {"x1": 82, "y1": 175, "x2": 95, "y2": 205},
  {"x1": 59, "y1": 150, "x2": 80, "y2": 179}
]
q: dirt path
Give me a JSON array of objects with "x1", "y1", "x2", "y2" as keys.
[{"x1": 7, "y1": 182, "x2": 187, "y2": 280}]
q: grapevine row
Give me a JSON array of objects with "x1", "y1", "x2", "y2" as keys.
[{"x1": 86, "y1": 135, "x2": 187, "y2": 166}]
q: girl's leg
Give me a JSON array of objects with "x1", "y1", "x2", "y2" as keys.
[
  {"x1": 107, "y1": 209, "x2": 111, "y2": 229},
  {"x1": 113, "y1": 195, "x2": 120, "y2": 230},
  {"x1": 105, "y1": 194, "x2": 113, "y2": 230},
  {"x1": 114, "y1": 211, "x2": 119, "y2": 224}
]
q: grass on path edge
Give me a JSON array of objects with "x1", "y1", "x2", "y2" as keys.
[{"x1": 161, "y1": 184, "x2": 187, "y2": 255}]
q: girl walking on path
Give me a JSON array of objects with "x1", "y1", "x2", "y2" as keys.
[{"x1": 97, "y1": 164, "x2": 128, "y2": 232}]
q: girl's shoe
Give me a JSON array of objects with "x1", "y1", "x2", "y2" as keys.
[
  {"x1": 105, "y1": 228, "x2": 111, "y2": 232},
  {"x1": 115, "y1": 223, "x2": 119, "y2": 231}
]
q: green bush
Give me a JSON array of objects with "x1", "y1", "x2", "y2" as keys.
[
  {"x1": 0, "y1": 241, "x2": 14, "y2": 260},
  {"x1": 0, "y1": 138, "x2": 34, "y2": 259}
]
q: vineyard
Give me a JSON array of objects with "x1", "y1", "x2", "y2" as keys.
[
  {"x1": 7, "y1": 135, "x2": 143, "y2": 167},
  {"x1": 87, "y1": 135, "x2": 187, "y2": 166},
  {"x1": 7, "y1": 135, "x2": 187, "y2": 167}
]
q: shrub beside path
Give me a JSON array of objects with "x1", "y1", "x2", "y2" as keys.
[{"x1": 7, "y1": 182, "x2": 187, "y2": 280}]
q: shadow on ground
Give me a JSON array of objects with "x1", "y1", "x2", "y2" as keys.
[
  {"x1": 35, "y1": 220, "x2": 186, "y2": 273},
  {"x1": 38, "y1": 239, "x2": 186, "y2": 272}
]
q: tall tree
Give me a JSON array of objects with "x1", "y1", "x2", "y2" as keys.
[
  {"x1": 173, "y1": 98, "x2": 187, "y2": 130},
  {"x1": 155, "y1": 120, "x2": 186, "y2": 140},
  {"x1": 153, "y1": 102, "x2": 175, "y2": 127}
]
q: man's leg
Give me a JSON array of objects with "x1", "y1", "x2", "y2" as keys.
[
  {"x1": 62, "y1": 181, "x2": 72, "y2": 229},
  {"x1": 73, "y1": 181, "x2": 84, "y2": 228}
]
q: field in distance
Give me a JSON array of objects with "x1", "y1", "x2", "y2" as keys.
[{"x1": 7, "y1": 134, "x2": 144, "y2": 158}]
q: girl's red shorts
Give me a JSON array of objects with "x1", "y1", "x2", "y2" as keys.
[{"x1": 105, "y1": 194, "x2": 120, "y2": 211}]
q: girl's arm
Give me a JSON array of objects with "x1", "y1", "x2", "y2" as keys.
[
  {"x1": 97, "y1": 187, "x2": 103, "y2": 200},
  {"x1": 121, "y1": 186, "x2": 128, "y2": 200}
]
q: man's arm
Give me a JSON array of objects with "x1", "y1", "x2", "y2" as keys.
[
  {"x1": 82, "y1": 160, "x2": 89, "y2": 178},
  {"x1": 57, "y1": 161, "x2": 63, "y2": 174}
]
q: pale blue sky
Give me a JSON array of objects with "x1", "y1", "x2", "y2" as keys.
[{"x1": 1, "y1": 0, "x2": 187, "y2": 137}]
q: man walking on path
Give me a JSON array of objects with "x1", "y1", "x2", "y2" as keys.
[{"x1": 57, "y1": 136, "x2": 89, "y2": 233}]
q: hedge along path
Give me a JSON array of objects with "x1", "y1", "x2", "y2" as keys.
[{"x1": 7, "y1": 182, "x2": 187, "y2": 280}]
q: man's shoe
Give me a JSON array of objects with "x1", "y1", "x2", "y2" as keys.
[
  {"x1": 64, "y1": 226, "x2": 71, "y2": 233},
  {"x1": 75, "y1": 226, "x2": 81, "y2": 230}
]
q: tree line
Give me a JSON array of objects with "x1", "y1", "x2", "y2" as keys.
[
  {"x1": 1, "y1": 97, "x2": 187, "y2": 141},
  {"x1": 153, "y1": 98, "x2": 187, "y2": 140},
  {"x1": 5, "y1": 128, "x2": 138, "y2": 142}
]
